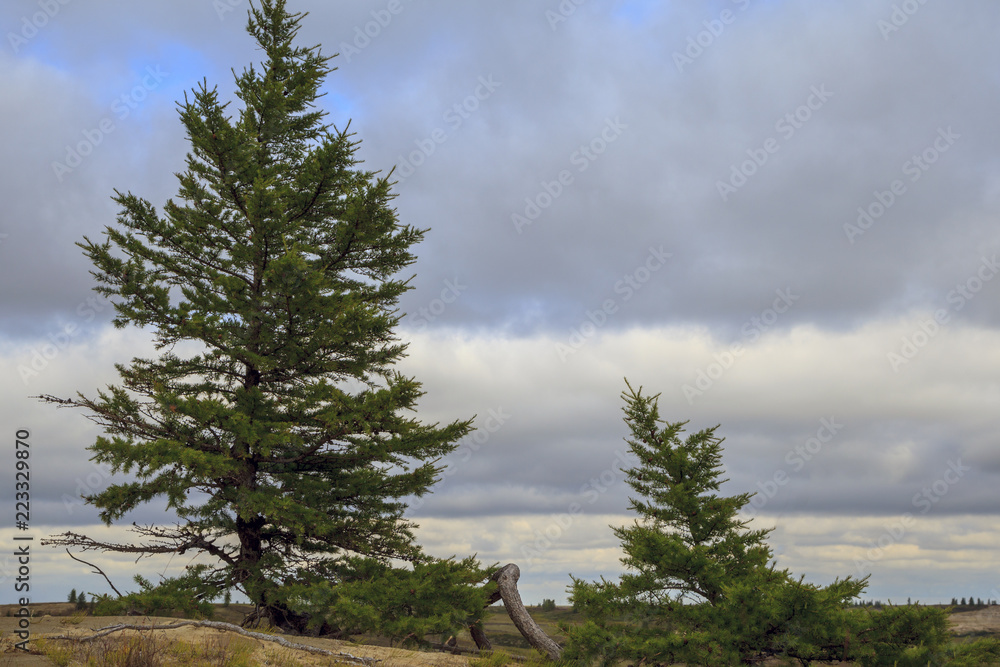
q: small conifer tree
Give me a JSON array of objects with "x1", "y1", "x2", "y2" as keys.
[
  {"x1": 68, "y1": 588, "x2": 77, "y2": 604},
  {"x1": 564, "y1": 381, "x2": 949, "y2": 666}
]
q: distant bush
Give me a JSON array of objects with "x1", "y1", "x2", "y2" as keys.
[{"x1": 541, "y1": 599, "x2": 556, "y2": 612}]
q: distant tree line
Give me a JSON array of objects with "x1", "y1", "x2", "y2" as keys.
[
  {"x1": 951, "y1": 597, "x2": 996, "y2": 607},
  {"x1": 852, "y1": 597, "x2": 998, "y2": 608}
]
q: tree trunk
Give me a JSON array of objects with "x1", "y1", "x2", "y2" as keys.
[
  {"x1": 469, "y1": 618, "x2": 492, "y2": 651},
  {"x1": 482, "y1": 563, "x2": 563, "y2": 661}
]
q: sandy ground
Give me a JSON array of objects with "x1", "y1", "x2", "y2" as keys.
[
  {"x1": 0, "y1": 612, "x2": 472, "y2": 667},
  {"x1": 3, "y1": 604, "x2": 998, "y2": 665},
  {"x1": 948, "y1": 604, "x2": 1000, "y2": 636}
]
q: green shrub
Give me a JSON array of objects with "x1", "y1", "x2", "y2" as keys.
[{"x1": 93, "y1": 567, "x2": 217, "y2": 619}]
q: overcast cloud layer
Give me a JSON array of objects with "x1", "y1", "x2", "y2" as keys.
[{"x1": 1, "y1": 0, "x2": 999, "y2": 606}]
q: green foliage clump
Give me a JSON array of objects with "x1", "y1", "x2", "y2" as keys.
[
  {"x1": 280, "y1": 556, "x2": 493, "y2": 643},
  {"x1": 541, "y1": 599, "x2": 556, "y2": 613},
  {"x1": 564, "y1": 381, "x2": 951, "y2": 666},
  {"x1": 93, "y1": 567, "x2": 217, "y2": 619},
  {"x1": 942, "y1": 636, "x2": 1000, "y2": 666}
]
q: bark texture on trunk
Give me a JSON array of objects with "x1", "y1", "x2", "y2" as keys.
[
  {"x1": 469, "y1": 619, "x2": 492, "y2": 651},
  {"x1": 485, "y1": 563, "x2": 563, "y2": 661}
]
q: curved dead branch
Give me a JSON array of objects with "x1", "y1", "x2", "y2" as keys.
[{"x1": 477, "y1": 563, "x2": 563, "y2": 661}]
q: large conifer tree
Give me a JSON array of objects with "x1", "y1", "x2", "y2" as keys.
[{"x1": 40, "y1": 0, "x2": 480, "y2": 634}]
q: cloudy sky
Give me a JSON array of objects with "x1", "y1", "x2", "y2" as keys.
[{"x1": 2, "y1": 0, "x2": 1000, "y2": 609}]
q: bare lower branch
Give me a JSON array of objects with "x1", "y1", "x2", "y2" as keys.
[
  {"x1": 42, "y1": 531, "x2": 176, "y2": 558},
  {"x1": 64, "y1": 550, "x2": 124, "y2": 598},
  {"x1": 42, "y1": 524, "x2": 236, "y2": 566}
]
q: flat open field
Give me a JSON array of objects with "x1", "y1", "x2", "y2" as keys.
[
  {"x1": 2, "y1": 602, "x2": 998, "y2": 665},
  {"x1": 0, "y1": 603, "x2": 470, "y2": 667}
]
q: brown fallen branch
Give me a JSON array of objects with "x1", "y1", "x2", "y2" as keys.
[
  {"x1": 475, "y1": 563, "x2": 563, "y2": 661},
  {"x1": 43, "y1": 619, "x2": 381, "y2": 666}
]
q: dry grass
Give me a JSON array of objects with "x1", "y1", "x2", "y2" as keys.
[
  {"x1": 3, "y1": 602, "x2": 999, "y2": 666},
  {"x1": 0, "y1": 611, "x2": 475, "y2": 666}
]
